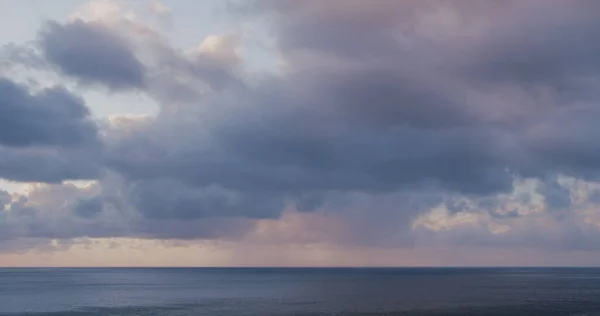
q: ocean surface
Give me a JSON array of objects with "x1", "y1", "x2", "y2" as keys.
[{"x1": 2, "y1": 268, "x2": 600, "y2": 315}]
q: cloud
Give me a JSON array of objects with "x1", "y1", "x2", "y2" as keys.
[
  {"x1": 6, "y1": 0, "x2": 600, "y2": 258},
  {"x1": 0, "y1": 43, "x2": 48, "y2": 71},
  {"x1": 0, "y1": 146, "x2": 101, "y2": 183},
  {"x1": 462, "y1": 1, "x2": 600, "y2": 88},
  {"x1": 0, "y1": 174, "x2": 260, "y2": 248},
  {"x1": 39, "y1": 20, "x2": 146, "y2": 91},
  {"x1": 0, "y1": 77, "x2": 101, "y2": 183},
  {"x1": 412, "y1": 176, "x2": 600, "y2": 251},
  {"x1": 150, "y1": 1, "x2": 172, "y2": 22},
  {"x1": 102, "y1": 0, "x2": 600, "y2": 248},
  {"x1": 0, "y1": 78, "x2": 98, "y2": 147}
]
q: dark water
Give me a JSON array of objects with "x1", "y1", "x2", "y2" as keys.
[{"x1": 2, "y1": 268, "x2": 600, "y2": 315}]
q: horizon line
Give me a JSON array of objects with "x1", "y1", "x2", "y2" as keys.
[{"x1": 2, "y1": 266, "x2": 600, "y2": 269}]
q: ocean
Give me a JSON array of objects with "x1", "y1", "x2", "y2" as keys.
[{"x1": 1, "y1": 268, "x2": 600, "y2": 315}]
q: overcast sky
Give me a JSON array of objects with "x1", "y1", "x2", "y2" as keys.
[{"x1": 3, "y1": 0, "x2": 600, "y2": 267}]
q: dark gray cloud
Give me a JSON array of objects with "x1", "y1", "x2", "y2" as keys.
[
  {"x1": 127, "y1": 178, "x2": 284, "y2": 220},
  {"x1": 0, "y1": 78, "x2": 98, "y2": 147},
  {"x1": 105, "y1": 57, "x2": 514, "y2": 200},
  {"x1": 464, "y1": 2, "x2": 600, "y2": 88},
  {"x1": 39, "y1": 20, "x2": 146, "y2": 91},
  {"x1": 0, "y1": 77, "x2": 100, "y2": 183},
  {"x1": 72, "y1": 197, "x2": 104, "y2": 218},
  {"x1": 281, "y1": 67, "x2": 478, "y2": 129},
  {"x1": 521, "y1": 106, "x2": 600, "y2": 182},
  {"x1": 0, "y1": 146, "x2": 100, "y2": 183}
]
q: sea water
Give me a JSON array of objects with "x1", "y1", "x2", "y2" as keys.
[{"x1": 2, "y1": 268, "x2": 600, "y2": 315}]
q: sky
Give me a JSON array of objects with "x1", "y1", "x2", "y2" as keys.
[{"x1": 3, "y1": 0, "x2": 600, "y2": 267}]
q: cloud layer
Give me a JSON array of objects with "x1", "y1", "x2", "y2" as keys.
[{"x1": 3, "y1": 0, "x2": 600, "y2": 259}]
